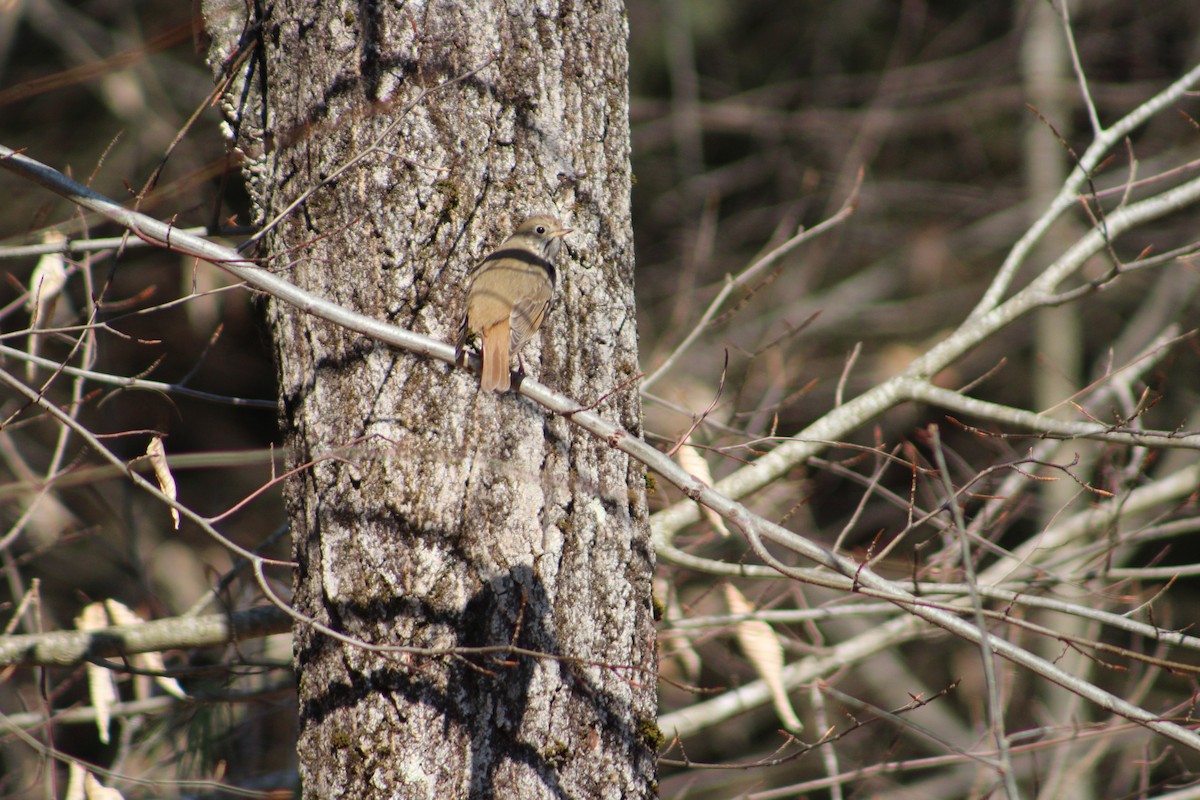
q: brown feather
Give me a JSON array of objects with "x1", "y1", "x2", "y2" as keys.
[{"x1": 480, "y1": 318, "x2": 512, "y2": 393}]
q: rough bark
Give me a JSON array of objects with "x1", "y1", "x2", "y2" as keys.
[{"x1": 203, "y1": 1, "x2": 656, "y2": 798}]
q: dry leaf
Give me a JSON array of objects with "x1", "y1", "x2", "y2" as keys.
[
  {"x1": 146, "y1": 436, "x2": 180, "y2": 529},
  {"x1": 84, "y1": 772, "x2": 126, "y2": 800},
  {"x1": 75, "y1": 603, "x2": 117, "y2": 744},
  {"x1": 103, "y1": 599, "x2": 187, "y2": 700},
  {"x1": 66, "y1": 763, "x2": 85, "y2": 800},
  {"x1": 25, "y1": 231, "x2": 67, "y2": 382},
  {"x1": 654, "y1": 576, "x2": 702, "y2": 683},
  {"x1": 25, "y1": 232, "x2": 67, "y2": 318},
  {"x1": 724, "y1": 584, "x2": 803, "y2": 733},
  {"x1": 676, "y1": 442, "x2": 730, "y2": 537}
]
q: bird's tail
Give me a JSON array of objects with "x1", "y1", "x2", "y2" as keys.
[{"x1": 480, "y1": 319, "x2": 512, "y2": 393}]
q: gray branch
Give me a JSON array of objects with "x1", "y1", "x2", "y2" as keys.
[{"x1": 0, "y1": 605, "x2": 289, "y2": 667}]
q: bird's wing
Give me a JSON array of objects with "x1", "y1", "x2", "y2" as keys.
[{"x1": 510, "y1": 296, "x2": 550, "y2": 352}]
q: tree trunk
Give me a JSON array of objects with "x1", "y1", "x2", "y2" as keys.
[{"x1": 203, "y1": 2, "x2": 657, "y2": 798}]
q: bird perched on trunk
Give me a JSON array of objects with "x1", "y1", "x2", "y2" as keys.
[{"x1": 456, "y1": 215, "x2": 572, "y2": 392}]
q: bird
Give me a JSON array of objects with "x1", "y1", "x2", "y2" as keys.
[{"x1": 456, "y1": 215, "x2": 572, "y2": 392}]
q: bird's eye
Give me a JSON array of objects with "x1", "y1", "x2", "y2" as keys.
[{"x1": 536, "y1": 226, "x2": 546, "y2": 235}]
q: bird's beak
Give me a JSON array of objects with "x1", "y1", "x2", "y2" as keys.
[{"x1": 552, "y1": 228, "x2": 573, "y2": 238}]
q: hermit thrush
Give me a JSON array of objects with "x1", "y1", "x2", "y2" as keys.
[{"x1": 456, "y1": 215, "x2": 572, "y2": 392}]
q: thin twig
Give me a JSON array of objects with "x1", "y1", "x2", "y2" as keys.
[{"x1": 641, "y1": 177, "x2": 861, "y2": 390}]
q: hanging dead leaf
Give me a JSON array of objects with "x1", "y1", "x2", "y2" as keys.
[
  {"x1": 146, "y1": 436, "x2": 180, "y2": 530},
  {"x1": 74, "y1": 603, "x2": 117, "y2": 744},
  {"x1": 676, "y1": 442, "x2": 730, "y2": 537},
  {"x1": 724, "y1": 584, "x2": 803, "y2": 733}
]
